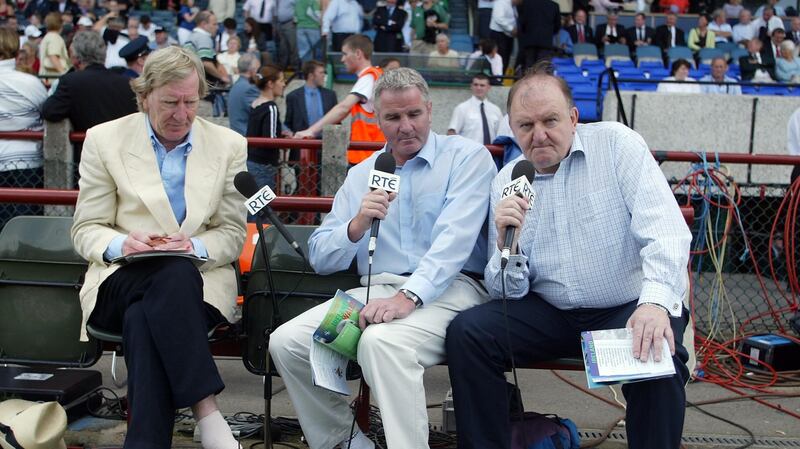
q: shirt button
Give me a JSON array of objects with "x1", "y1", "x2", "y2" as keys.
[{"x1": 672, "y1": 303, "x2": 679, "y2": 311}]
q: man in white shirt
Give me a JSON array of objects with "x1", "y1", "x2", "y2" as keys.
[
  {"x1": 708, "y1": 9, "x2": 732, "y2": 43},
  {"x1": 243, "y1": 0, "x2": 275, "y2": 39},
  {"x1": 447, "y1": 73, "x2": 503, "y2": 145},
  {"x1": 186, "y1": 11, "x2": 230, "y2": 84},
  {"x1": 752, "y1": 6, "x2": 784, "y2": 43},
  {"x1": 488, "y1": 0, "x2": 515, "y2": 73},
  {"x1": 700, "y1": 57, "x2": 741, "y2": 95},
  {"x1": 732, "y1": 9, "x2": 756, "y2": 46},
  {"x1": 755, "y1": 0, "x2": 786, "y2": 18}
]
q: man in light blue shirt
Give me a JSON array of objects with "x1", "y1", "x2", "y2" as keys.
[
  {"x1": 269, "y1": 68, "x2": 497, "y2": 449},
  {"x1": 446, "y1": 62, "x2": 693, "y2": 449},
  {"x1": 701, "y1": 57, "x2": 742, "y2": 95},
  {"x1": 228, "y1": 53, "x2": 261, "y2": 135}
]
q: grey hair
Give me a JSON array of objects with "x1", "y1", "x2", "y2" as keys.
[
  {"x1": 435, "y1": 33, "x2": 450, "y2": 43},
  {"x1": 70, "y1": 30, "x2": 106, "y2": 66},
  {"x1": 373, "y1": 67, "x2": 430, "y2": 112},
  {"x1": 237, "y1": 52, "x2": 258, "y2": 73},
  {"x1": 710, "y1": 56, "x2": 728, "y2": 65},
  {"x1": 780, "y1": 39, "x2": 795, "y2": 53},
  {"x1": 131, "y1": 46, "x2": 207, "y2": 111}
]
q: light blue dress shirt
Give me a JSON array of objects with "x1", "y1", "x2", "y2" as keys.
[
  {"x1": 485, "y1": 122, "x2": 691, "y2": 317},
  {"x1": 303, "y1": 85, "x2": 324, "y2": 126},
  {"x1": 699, "y1": 74, "x2": 742, "y2": 95},
  {"x1": 104, "y1": 116, "x2": 208, "y2": 260},
  {"x1": 308, "y1": 131, "x2": 497, "y2": 304}
]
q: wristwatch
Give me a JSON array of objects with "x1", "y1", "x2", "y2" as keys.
[{"x1": 399, "y1": 289, "x2": 423, "y2": 308}]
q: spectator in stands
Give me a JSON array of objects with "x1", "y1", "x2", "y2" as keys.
[
  {"x1": 0, "y1": 0, "x2": 14, "y2": 21},
  {"x1": 516, "y1": 0, "x2": 559, "y2": 69},
  {"x1": 94, "y1": 15, "x2": 128, "y2": 68},
  {"x1": 739, "y1": 38, "x2": 775, "y2": 81},
  {"x1": 447, "y1": 73, "x2": 503, "y2": 144},
  {"x1": 137, "y1": 15, "x2": 155, "y2": 42},
  {"x1": 723, "y1": 0, "x2": 743, "y2": 20},
  {"x1": 42, "y1": 30, "x2": 137, "y2": 158},
  {"x1": 276, "y1": 0, "x2": 300, "y2": 69},
  {"x1": 240, "y1": 17, "x2": 268, "y2": 60},
  {"x1": 76, "y1": 15, "x2": 92, "y2": 32},
  {"x1": 22, "y1": 21, "x2": 42, "y2": 47},
  {"x1": 294, "y1": 35, "x2": 385, "y2": 165},
  {"x1": 39, "y1": 12, "x2": 71, "y2": 76},
  {"x1": 427, "y1": 32, "x2": 460, "y2": 68},
  {"x1": 378, "y1": 56, "x2": 401, "y2": 69},
  {"x1": 285, "y1": 59, "x2": 337, "y2": 137},
  {"x1": 732, "y1": 9, "x2": 756, "y2": 46},
  {"x1": 688, "y1": 14, "x2": 715, "y2": 55},
  {"x1": 657, "y1": 58, "x2": 701, "y2": 93},
  {"x1": 125, "y1": 15, "x2": 139, "y2": 41},
  {"x1": 270, "y1": 66, "x2": 495, "y2": 449},
  {"x1": 372, "y1": 0, "x2": 407, "y2": 53},
  {"x1": 554, "y1": 14, "x2": 573, "y2": 56},
  {"x1": 708, "y1": 9, "x2": 732, "y2": 43},
  {"x1": 16, "y1": 41, "x2": 39, "y2": 74},
  {"x1": 177, "y1": 0, "x2": 198, "y2": 45},
  {"x1": 295, "y1": 0, "x2": 321, "y2": 61},
  {"x1": 590, "y1": 0, "x2": 619, "y2": 15},
  {"x1": 117, "y1": 35, "x2": 149, "y2": 78},
  {"x1": 596, "y1": 11, "x2": 626, "y2": 48},
  {"x1": 228, "y1": 52, "x2": 260, "y2": 135},
  {"x1": 72, "y1": 46, "x2": 246, "y2": 449},
  {"x1": 38, "y1": 0, "x2": 80, "y2": 20},
  {"x1": 187, "y1": 11, "x2": 230, "y2": 86},
  {"x1": 777, "y1": 40, "x2": 800, "y2": 82},
  {"x1": 246, "y1": 63, "x2": 287, "y2": 190},
  {"x1": 208, "y1": 0, "x2": 235, "y2": 21},
  {"x1": 755, "y1": 0, "x2": 785, "y2": 19},
  {"x1": 753, "y1": 6, "x2": 783, "y2": 45},
  {"x1": 659, "y1": 0, "x2": 688, "y2": 14},
  {"x1": 446, "y1": 60, "x2": 692, "y2": 449},
  {"x1": 476, "y1": 0, "x2": 492, "y2": 40},
  {"x1": 0, "y1": 27, "x2": 46, "y2": 229},
  {"x1": 700, "y1": 56, "x2": 741, "y2": 94},
  {"x1": 409, "y1": 0, "x2": 448, "y2": 54},
  {"x1": 321, "y1": 0, "x2": 362, "y2": 51},
  {"x1": 567, "y1": 8, "x2": 595, "y2": 45},
  {"x1": 789, "y1": 17, "x2": 800, "y2": 45},
  {"x1": 217, "y1": 35, "x2": 241, "y2": 82},
  {"x1": 489, "y1": 0, "x2": 515, "y2": 73},
  {"x1": 150, "y1": 26, "x2": 176, "y2": 50},
  {"x1": 243, "y1": 0, "x2": 275, "y2": 43},
  {"x1": 655, "y1": 13, "x2": 686, "y2": 52},
  {"x1": 216, "y1": 17, "x2": 238, "y2": 52},
  {"x1": 625, "y1": 12, "x2": 654, "y2": 54},
  {"x1": 467, "y1": 37, "x2": 503, "y2": 81}
]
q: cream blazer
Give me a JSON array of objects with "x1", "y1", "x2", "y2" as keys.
[{"x1": 71, "y1": 113, "x2": 247, "y2": 341}]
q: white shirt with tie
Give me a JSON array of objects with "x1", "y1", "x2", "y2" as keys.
[
  {"x1": 447, "y1": 96, "x2": 503, "y2": 145},
  {"x1": 243, "y1": 0, "x2": 274, "y2": 24}
]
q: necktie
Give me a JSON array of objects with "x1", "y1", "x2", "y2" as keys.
[
  {"x1": 578, "y1": 25, "x2": 584, "y2": 43},
  {"x1": 480, "y1": 102, "x2": 490, "y2": 145},
  {"x1": 776, "y1": 45, "x2": 781, "y2": 59},
  {"x1": 638, "y1": 28, "x2": 643, "y2": 41},
  {"x1": 259, "y1": 0, "x2": 266, "y2": 19}
]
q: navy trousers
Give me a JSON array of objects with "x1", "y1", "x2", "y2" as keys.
[
  {"x1": 445, "y1": 296, "x2": 690, "y2": 449},
  {"x1": 89, "y1": 257, "x2": 226, "y2": 449}
]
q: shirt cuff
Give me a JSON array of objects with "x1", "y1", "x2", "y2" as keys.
[
  {"x1": 103, "y1": 235, "x2": 126, "y2": 262},
  {"x1": 401, "y1": 276, "x2": 435, "y2": 306},
  {"x1": 191, "y1": 238, "x2": 208, "y2": 258},
  {"x1": 638, "y1": 281, "x2": 684, "y2": 318}
]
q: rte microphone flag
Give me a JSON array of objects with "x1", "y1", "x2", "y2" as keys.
[
  {"x1": 500, "y1": 160, "x2": 536, "y2": 268},
  {"x1": 368, "y1": 152, "x2": 398, "y2": 258}
]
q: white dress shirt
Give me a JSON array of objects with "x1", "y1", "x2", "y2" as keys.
[
  {"x1": 489, "y1": 0, "x2": 516, "y2": 37},
  {"x1": 732, "y1": 22, "x2": 757, "y2": 43},
  {"x1": 448, "y1": 96, "x2": 503, "y2": 144},
  {"x1": 243, "y1": 0, "x2": 275, "y2": 24},
  {"x1": 322, "y1": 0, "x2": 363, "y2": 34}
]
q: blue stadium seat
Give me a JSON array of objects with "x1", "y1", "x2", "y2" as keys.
[
  {"x1": 636, "y1": 45, "x2": 663, "y2": 66},
  {"x1": 730, "y1": 48, "x2": 749, "y2": 62},
  {"x1": 644, "y1": 68, "x2": 670, "y2": 80},
  {"x1": 698, "y1": 48, "x2": 725, "y2": 65},
  {"x1": 552, "y1": 57, "x2": 576, "y2": 67},
  {"x1": 667, "y1": 46, "x2": 695, "y2": 67},
  {"x1": 610, "y1": 59, "x2": 635, "y2": 69},
  {"x1": 574, "y1": 43, "x2": 599, "y2": 65},
  {"x1": 580, "y1": 59, "x2": 605, "y2": 68},
  {"x1": 715, "y1": 41, "x2": 737, "y2": 59},
  {"x1": 604, "y1": 43, "x2": 631, "y2": 67}
]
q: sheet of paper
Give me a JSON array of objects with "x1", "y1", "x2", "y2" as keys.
[
  {"x1": 309, "y1": 338, "x2": 351, "y2": 396},
  {"x1": 590, "y1": 329, "x2": 675, "y2": 378}
]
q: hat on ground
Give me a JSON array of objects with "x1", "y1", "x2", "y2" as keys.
[
  {"x1": 0, "y1": 400, "x2": 67, "y2": 449},
  {"x1": 119, "y1": 35, "x2": 151, "y2": 61},
  {"x1": 23, "y1": 24, "x2": 41, "y2": 38},
  {"x1": 77, "y1": 16, "x2": 93, "y2": 27}
]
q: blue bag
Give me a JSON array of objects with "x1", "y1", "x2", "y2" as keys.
[{"x1": 510, "y1": 412, "x2": 580, "y2": 449}]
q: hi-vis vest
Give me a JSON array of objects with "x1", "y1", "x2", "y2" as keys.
[{"x1": 349, "y1": 66, "x2": 386, "y2": 164}]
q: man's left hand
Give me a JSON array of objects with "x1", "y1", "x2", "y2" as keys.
[
  {"x1": 358, "y1": 291, "x2": 416, "y2": 330},
  {"x1": 293, "y1": 129, "x2": 314, "y2": 139},
  {"x1": 152, "y1": 232, "x2": 194, "y2": 253},
  {"x1": 626, "y1": 304, "x2": 675, "y2": 362}
]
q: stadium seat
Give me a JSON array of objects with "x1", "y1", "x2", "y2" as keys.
[
  {"x1": 715, "y1": 41, "x2": 738, "y2": 59},
  {"x1": 667, "y1": 46, "x2": 695, "y2": 67},
  {"x1": 552, "y1": 57, "x2": 576, "y2": 67},
  {"x1": 698, "y1": 48, "x2": 725, "y2": 65},
  {"x1": 636, "y1": 45, "x2": 663, "y2": 66},
  {"x1": 580, "y1": 59, "x2": 605, "y2": 68},
  {"x1": 639, "y1": 60, "x2": 665, "y2": 70},
  {"x1": 573, "y1": 43, "x2": 599, "y2": 66},
  {"x1": 554, "y1": 64, "x2": 581, "y2": 77},
  {"x1": 730, "y1": 47, "x2": 749, "y2": 62},
  {"x1": 604, "y1": 43, "x2": 631, "y2": 67}
]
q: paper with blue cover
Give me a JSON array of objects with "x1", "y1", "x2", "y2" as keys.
[{"x1": 581, "y1": 328, "x2": 676, "y2": 389}]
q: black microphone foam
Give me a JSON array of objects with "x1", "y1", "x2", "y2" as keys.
[
  {"x1": 374, "y1": 151, "x2": 397, "y2": 176},
  {"x1": 234, "y1": 171, "x2": 260, "y2": 198},
  {"x1": 502, "y1": 160, "x2": 536, "y2": 269}
]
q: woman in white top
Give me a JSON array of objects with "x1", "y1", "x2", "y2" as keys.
[
  {"x1": 657, "y1": 59, "x2": 702, "y2": 93},
  {"x1": 217, "y1": 36, "x2": 241, "y2": 83},
  {"x1": 428, "y1": 33, "x2": 460, "y2": 69}
]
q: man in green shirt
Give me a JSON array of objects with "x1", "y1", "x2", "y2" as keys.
[
  {"x1": 296, "y1": 0, "x2": 321, "y2": 61},
  {"x1": 410, "y1": 0, "x2": 449, "y2": 54}
]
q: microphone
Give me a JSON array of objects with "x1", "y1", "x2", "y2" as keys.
[
  {"x1": 234, "y1": 171, "x2": 304, "y2": 259},
  {"x1": 500, "y1": 160, "x2": 536, "y2": 269},
  {"x1": 367, "y1": 152, "x2": 400, "y2": 259}
]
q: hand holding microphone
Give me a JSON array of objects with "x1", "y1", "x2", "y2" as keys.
[{"x1": 498, "y1": 160, "x2": 536, "y2": 269}]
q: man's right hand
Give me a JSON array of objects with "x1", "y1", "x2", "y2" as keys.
[
  {"x1": 122, "y1": 231, "x2": 165, "y2": 256},
  {"x1": 347, "y1": 189, "x2": 397, "y2": 242},
  {"x1": 494, "y1": 195, "x2": 530, "y2": 251}
]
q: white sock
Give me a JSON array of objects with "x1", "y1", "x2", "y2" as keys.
[
  {"x1": 197, "y1": 410, "x2": 240, "y2": 449},
  {"x1": 339, "y1": 429, "x2": 375, "y2": 449}
]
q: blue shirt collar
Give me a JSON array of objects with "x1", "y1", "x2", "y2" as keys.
[
  {"x1": 382, "y1": 130, "x2": 436, "y2": 168},
  {"x1": 144, "y1": 114, "x2": 194, "y2": 155}
]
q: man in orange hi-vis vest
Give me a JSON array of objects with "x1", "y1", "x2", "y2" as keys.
[{"x1": 294, "y1": 34, "x2": 386, "y2": 164}]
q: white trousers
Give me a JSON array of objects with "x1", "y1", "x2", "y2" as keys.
[{"x1": 269, "y1": 272, "x2": 488, "y2": 449}]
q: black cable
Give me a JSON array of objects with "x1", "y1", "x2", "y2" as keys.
[
  {"x1": 685, "y1": 400, "x2": 756, "y2": 449},
  {"x1": 85, "y1": 387, "x2": 127, "y2": 421}
]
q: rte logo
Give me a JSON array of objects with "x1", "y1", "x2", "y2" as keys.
[
  {"x1": 368, "y1": 170, "x2": 401, "y2": 193},
  {"x1": 245, "y1": 185, "x2": 277, "y2": 215}
]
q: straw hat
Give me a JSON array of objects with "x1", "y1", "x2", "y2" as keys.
[{"x1": 0, "y1": 400, "x2": 67, "y2": 449}]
